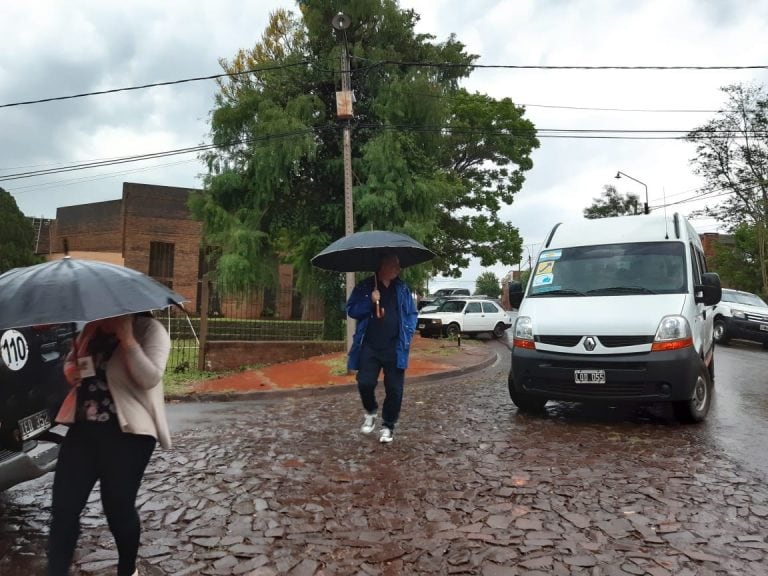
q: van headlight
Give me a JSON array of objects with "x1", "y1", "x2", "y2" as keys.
[
  {"x1": 651, "y1": 315, "x2": 693, "y2": 351},
  {"x1": 513, "y1": 316, "x2": 535, "y2": 349},
  {"x1": 731, "y1": 309, "x2": 746, "y2": 319}
]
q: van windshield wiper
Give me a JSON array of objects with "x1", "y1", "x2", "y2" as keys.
[
  {"x1": 530, "y1": 288, "x2": 585, "y2": 297},
  {"x1": 586, "y1": 286, "x2": 657, "y2": 295}
]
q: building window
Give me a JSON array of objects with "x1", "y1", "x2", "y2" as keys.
[{"x1": 149, "y1": 242, "x2": 175, "y2": 289}]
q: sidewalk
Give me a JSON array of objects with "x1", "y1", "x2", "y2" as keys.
[{"x1": 178, "y1": 335, "x2": 501, "y2": 401}]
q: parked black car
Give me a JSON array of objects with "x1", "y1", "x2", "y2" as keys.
[{"x1": 0, "y1": 323, "x2": 75, "y2": 491}]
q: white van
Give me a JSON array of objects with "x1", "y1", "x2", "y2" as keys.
[{"x1": 508, "y1": 213, "x2": 722, "y2": 422}]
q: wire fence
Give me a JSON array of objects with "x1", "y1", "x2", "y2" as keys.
[{"x1": 162, "y1": 284, "x2": 328, "y2": 374}]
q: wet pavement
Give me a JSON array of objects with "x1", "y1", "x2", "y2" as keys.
[{"x1": 2, "y1": 340, "x2": 768, "y2": 575}]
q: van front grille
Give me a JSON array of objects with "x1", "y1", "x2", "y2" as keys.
[
  {"x1": 537, "y1": 335, "x2": 581, "y2": 347},
  {"x1": 598, "y1": 335, "x2": 654, "y2": 347}
]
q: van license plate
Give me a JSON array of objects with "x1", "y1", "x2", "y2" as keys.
[
  {"x1": 574, "y1": 369, "x2": 606, "y2": 384},
  {"x1": 760, "y1": 324, "x2": 768, "y2": 332},
  {"x1": 18, "y1": 410, "x2": 51, "y2": 441}
]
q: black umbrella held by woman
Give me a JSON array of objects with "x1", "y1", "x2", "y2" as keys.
[{"x1": 0, "y1": 257, "x2": 185, "y2": 330}]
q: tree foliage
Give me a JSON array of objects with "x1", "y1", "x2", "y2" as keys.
[
  {"x1": 474, "y1": 271, "x2": 501, "y2": 298},
  {"x1": 583, "y1": 185, "x2": 641, "y2": 219},
  {"x1": 190, "y1": 0, "x2": 538, "y2": 300},
  {"x1": 0, "y1": 187, "x2": 42, "y2": 274},
  {"x1": 709, "y1": 223, "x2": 763, "y2": 295},
  {"x1": 686, "y1": 83, "x2": 768, "y2": 293}
]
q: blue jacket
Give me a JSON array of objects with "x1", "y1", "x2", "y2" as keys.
[{"x1": 346, "y1": 275, "x2": 418, "y2": 371}]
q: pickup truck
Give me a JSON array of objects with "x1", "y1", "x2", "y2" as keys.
[
  {"x1": 417, "y1": 288, "x2": 470, "y2": 310},
  {"x1": 0, "y1": 323, "x2": 75, "y2": 491}
]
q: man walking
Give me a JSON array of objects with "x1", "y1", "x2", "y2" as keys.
[{"x1": 346, "y1": 253, "x2": 418, "y2": 443}]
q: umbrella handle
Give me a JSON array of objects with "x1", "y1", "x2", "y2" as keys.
[{"x1": 375, "y1": 300, "x2": 384, "y2": 319}]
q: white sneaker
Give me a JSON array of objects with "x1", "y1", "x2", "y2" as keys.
[
  {"x1": 361, "y1": 413, "x2": 376, "y2": 434},
  {"x1": 379, "y1": 427, "x2": 393, "y2": 443}
]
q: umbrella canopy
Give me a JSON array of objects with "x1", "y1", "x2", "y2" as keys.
[
  {"x1": 0, "y1": 257, "x2": 186, "y2": 329},
  {"x1": 311, "y1": 231, "x2": 435, "y2": 272}
]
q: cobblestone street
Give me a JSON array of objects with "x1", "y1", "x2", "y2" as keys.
[{"x1": 2, "y1": 343, "x2": 767, "y2": 575}]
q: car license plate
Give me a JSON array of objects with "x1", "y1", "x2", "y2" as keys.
[
  {"x1": 574, "y1": 369, "x2": 606, "y2": 384},
  {"x1": 418, "y1": 323, "x2": 425, "y2": 329},
  {"x1": 760, "y1": 324, "x2": 768, "y2": 332},
  {"x1": 18, "y1": 410, "x2": 51, "y2": 441}
]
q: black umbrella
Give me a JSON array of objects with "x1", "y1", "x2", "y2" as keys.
[
  {"x1": 0, "y1": 257, "x2": 186, "y2": 329},
  {"x1": 311, "y1": 230, "x2": 435, "y2": 272}
]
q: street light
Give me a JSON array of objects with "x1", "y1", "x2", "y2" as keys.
[{"x1": 615, "y1": 171, "x2": 649, "y2": 215}]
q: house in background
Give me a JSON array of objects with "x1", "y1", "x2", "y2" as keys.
[{"x1": 31, "y1": 182, "x2": 319, "y2": 319}]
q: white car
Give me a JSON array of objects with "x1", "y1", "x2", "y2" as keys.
[
  {"x1": 417, "y1": 298, "x2": 512, "y2": 339},
  {"x1": 713, "y1": 288, "x2": 768, "y2": 348}
]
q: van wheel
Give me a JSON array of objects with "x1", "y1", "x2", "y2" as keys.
[
  {"x1": 673, "y1": 362, "x2": 712, "y2": 423},
  {"x1": 508, "y1": 373, "x2": 547, "y2": 413},
  {"x1": 445, "y1": 323, "x2": 461, "y2": 337},
  {"x1": 492, "y1": 323, "x2": 506, "y2": 339},
  {"x1": 713, "y1": 318, "x2": 729, "y2": 344}
]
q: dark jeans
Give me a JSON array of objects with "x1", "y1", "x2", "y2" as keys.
[
  {"x1": 356, "y1": 345, "x2": 405, "y2": 431},
  {"x1": 48, "y1": 421, "x2": 156, "y2": 576}
]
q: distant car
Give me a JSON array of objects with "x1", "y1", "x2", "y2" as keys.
[
  {"x1": 417, "y1": 288, "x2": 470, "y2": 310},
  {"x1": 713, "y1": 288, "x2": 768, "y2": 348},
  {"x1": 419, "y1": 294, "x2": 491, "y2": 314},
  {"x1": 0, "y1": 323, "x2": 75, "y2": 491},
  {"x1": 417, "y1": 298, "x2": 513, "y2": 339}
]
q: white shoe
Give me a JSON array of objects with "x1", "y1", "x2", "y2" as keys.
[
  {"x1": 379, "y1": 427, "x2": 393, "y2": 443},
  {"x1": 361, "y1": 413, "x2": 376, "y2": 434}
]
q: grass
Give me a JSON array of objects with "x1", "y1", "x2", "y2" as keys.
[{"x1": 320, "y1": 356, "x2": 349, "y2": 376}]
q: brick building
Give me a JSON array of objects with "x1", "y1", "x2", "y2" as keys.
[
  {"x1": 33, "y1": 182, "x2": 321, "y2": 320},
  {"x1": 37, "y1": 182, "x2": 203, "y2": 307}
]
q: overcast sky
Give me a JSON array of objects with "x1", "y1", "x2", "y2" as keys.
[{"x1": 2, "y1": 0, "x2": 767, "y2": 291}]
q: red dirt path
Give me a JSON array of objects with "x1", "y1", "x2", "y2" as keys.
[{"x1": 191, "y1": 336, "x2": 492, "y2": 394}]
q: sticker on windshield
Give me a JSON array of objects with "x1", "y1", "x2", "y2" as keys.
[
  {"x1": 532, "y1": 273, "x2": 553, "y2": 287},
  {"x1": 536, "y1": 261, "x2": 554, "y2": 275},
  {"x1": 539, "y1": 250, "x2": 562, "y2": 261},
  {"x1": 0, "y1": 330, "x2": 29, "y2": 371}
]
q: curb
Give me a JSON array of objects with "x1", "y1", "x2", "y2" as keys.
[{"x1": 167, "y1": 348, "x2": 502, "y2": 404}]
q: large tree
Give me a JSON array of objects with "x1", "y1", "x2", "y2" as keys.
[
  {"x1": 709, "y1": 223, "x2": 763, "y2": 295},
  {"x1": 583, "y1": 185, "x2": 641, "y2": 219},
  {"x1": 686, "y1": 83, "x2": 768, "y2": 293},
  {"x1": 190, "y1": 0, "x2": 538, "y2": 300},
  {"x1": 475, "y1": 271, "x2": 501, "y2": 298},
  {"x1": 0, "y1": 187, "x2": 41, "y2": 274}
]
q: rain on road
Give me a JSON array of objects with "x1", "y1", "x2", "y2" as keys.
[{"x1": 1, "y1": 340, "x2": 767, "y2": 575}]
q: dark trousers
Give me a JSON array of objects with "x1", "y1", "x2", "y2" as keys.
[
  {"x1": 356, "y1": 345, "x2": 405, "y2": 431},
  {"x1": 47, "y1": 421, "x2": 156, "y2": 576}
]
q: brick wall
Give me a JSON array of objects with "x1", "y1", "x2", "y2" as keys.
[
  {"x1": 205, "y1": 341, "x2": 345, "y2": 371},
  {"x1": 122, "y1": 182, "x2": 202, "y2": 308},
  {"x1": 54, "y1": 200, "x2": 123, "y2": 253}
]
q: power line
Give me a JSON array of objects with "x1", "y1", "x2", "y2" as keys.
[
  {"x1": 0, "y1": 61, "x2": 314, "y2": 109},
  {"x1": 521, "y1": 103, "x2": 719, "y2": 113},
  {"x1": 5, "y1": 121, "x2": 768, "y2": 182},
  {"x1": 352, "y1": 57, "x2": 768, "y2": 71},
  {"x1": 0, "y1": 127, "x2": 322, "y2": 182},
  {"x1": 3, "y1": 58, "x2": 766, "y2": 110}
]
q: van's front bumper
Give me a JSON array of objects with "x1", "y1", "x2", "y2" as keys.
[{"x1": 510, "y1": 346, "x2": 701, "y2": 402}]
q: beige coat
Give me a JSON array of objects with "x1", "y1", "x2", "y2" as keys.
[{"x1": 56, "y1": 316, "x2": 172, "y2": 449}]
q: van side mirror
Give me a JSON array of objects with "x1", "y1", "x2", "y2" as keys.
[
  {"x1": 508, "y1": 281, "x2": 524, "y2": 309},
  {"x1": 695, "y1": 272, "x2": 722, "y2": 306}
]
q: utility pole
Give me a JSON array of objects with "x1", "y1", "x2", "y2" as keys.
[{"x1": 332, "y1": 12, "x2": 355, "y2": 351}]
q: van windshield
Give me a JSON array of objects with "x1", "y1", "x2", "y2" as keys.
[{"x1": 528, "y1": 242, "x2": 687, "y2": 297}]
